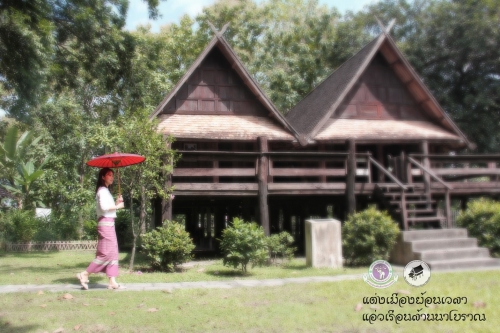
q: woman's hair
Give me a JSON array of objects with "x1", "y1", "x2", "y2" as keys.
[{"x1": 95, "y1": 168, "x2": 114, "y2": 193}]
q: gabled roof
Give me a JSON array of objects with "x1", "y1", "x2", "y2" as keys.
[
  {"x1": 285, "y1": 32, "x2": 472, "y2": 148},
  {"x1": 150, "y1": 31, "x2": 302, "y2": 143}
]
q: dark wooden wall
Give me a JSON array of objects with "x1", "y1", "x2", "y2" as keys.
[
  {"x1": 335, "y1": 53, "x2": 429, "y2": 121},
  {"x1": 162, "y1": 47, "x2": 267, "y2": 116}
]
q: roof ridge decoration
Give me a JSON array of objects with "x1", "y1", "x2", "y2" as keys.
[
  {"x1": 285, "y1": 19, "x2": 473, "y2": 148},
  {"x1": 150, "y1": 23, "x2": 304, "y2": 144}
]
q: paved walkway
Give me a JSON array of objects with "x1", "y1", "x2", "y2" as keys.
[{"x1": 0, "y1": 274, "x2": 363, "y2": 294}]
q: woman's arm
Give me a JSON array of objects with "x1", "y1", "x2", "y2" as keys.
[{"x1": 98, "y1": 188, "x2": 124, "y2": 211}]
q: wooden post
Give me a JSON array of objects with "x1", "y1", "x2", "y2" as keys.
[
  {"x1": 319, "y1": 143, "x2": 327, "y2": 183},
  {"x1": 377, "y1": 145, "x2": 385, "y2": 182},
  {"x1": 258, "y1": 136, "x2": 270, "y2": 236},
  {"x1": 445, "y1": 189, "x2": 452, "y2": 228},
  {"x1": 213, "y1": 160, "x2": 219, "y2": 183},
  {"x1": 420, "y1": 141, "x2": 432, "y2": 208},
  {"x1": 346, "y1": 139, "x2": 356, "y2": 215},
  {"x1": 162, "y1": 142, "x2": 173, "y2": 223},
  {"x1": 401, "y1": 188, "x2": 408, "y2": 230},
  {"x1": 400, "y1": 151, "x2": 407, "y2": 183},
  {"x1": 488, "y1": 161, "x2": 497, "y2": 181}
]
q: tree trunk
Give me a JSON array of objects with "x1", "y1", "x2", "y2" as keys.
[
  {"x1": 129, "y1": 191, "x2": 137, "y2": 272},
  {"x1": 78, "y1": 155, "x2": 85, "y2": 239},
  {"x1": 140, "y1": 185, "x2": 146, "y2": 234}
]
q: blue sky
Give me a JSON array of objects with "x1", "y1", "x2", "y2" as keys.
[{"x1": 125, "y1": 0, "x2": 379, "y2": 32}]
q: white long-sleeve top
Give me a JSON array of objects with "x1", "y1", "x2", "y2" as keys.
[{"x1": 96, "y1": 186, "x2": 117, "y2": 218}]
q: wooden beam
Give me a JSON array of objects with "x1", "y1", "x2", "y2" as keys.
[
  {"x1": 173, "y1": 168, "x2": 255, "y2": 177},
  {"x1": 347, "y1": 139, "x2": 356, "y2": 215},
  {"x1": 270, "y1": 168, "x2": 346, "y2": 177},
  {"x1": 421, "y1": 141, "x2": 432, "y2": 208},
  {"x1": 445, "y1": 189, "x2": 452, "y2": 228},
  {"x1": 377, "y1": 145, "x2": 385, "y2": 182},
  {"x1": 258, "y1": 136, "x2": 270, "y2": 236},
  {"x1": 174, "y1": 183, "x2": 258, "y2": 191}
]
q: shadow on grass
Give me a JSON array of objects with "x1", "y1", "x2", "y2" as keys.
[
  {"x1": 205, "y1": 269, "x2": 252, "y2": 278},
  {"x1": 0, "y1": 261, "x2": 93, "y2": 276},
  {"x1": 0, "y1": 319, "x2": 39, "y2": 333},
  {"x1": 281, "y1": 264, "x2": 310, "y2": 271},
  {"x1": 0, "y1": 252, "x2": 56, "y2": 259}
]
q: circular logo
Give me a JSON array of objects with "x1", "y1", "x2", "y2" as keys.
[
  {"x1": 403, "y1": 260, "x2": 431, "y2": 287},
  {"x1": 369, "y1": 260, "x2": 393, "y2": 284}
]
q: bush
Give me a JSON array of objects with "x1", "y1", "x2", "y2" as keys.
[
  {"x1": 267, "y1": 231, "x2": 296, "y2": 265},
  {"x1": 115, "y1": 209, "x2": 132, "y2": 249},
  {"x1": 342, "y1": 206, "x2": 400, "y2": 266},
  {"x1": 140, "y1": 221, "x2": 195, "y2": 272},
  {"x1": 456, "y1": 198, "x2": 500, "y2": 257},
  {"x1": 219, "y1": 217, "x2": 268, "y2": 273},
  {"x1": 1, "y1": 209, "x2": 38, "y2": 242},
  {"x1": 82, "y1": 220, "x2": 98, "y2": 240}
]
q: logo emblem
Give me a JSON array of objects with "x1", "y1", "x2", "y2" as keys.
[
  {"x1": 363, "y1": 260, "x2": 398, "y2": 288},
  {"x1": 403, "y1": 260, "x2": 431, "y2": 287}
]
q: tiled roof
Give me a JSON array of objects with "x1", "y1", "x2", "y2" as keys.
[
  {"x1": 286, "y1": 37, "x2": 381, "y2": 137},
  {"x1": 315, "y1": 119, "x2": 463, "y2": 142},
  {"x1": 157, "y1": 114, "x2": 295, "y2": 140}
]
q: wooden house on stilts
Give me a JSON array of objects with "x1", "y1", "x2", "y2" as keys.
[{"x1": 150, "y1": 26, "x2": 500, "y2": 268}]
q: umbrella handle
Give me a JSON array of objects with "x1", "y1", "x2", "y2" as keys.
[{"x1": 117, "y1": 168, "x2": 121, "y2": 196}]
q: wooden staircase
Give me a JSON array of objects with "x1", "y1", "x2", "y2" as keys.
[{"x1": 375, "y1": 184, "x2": 446, "y2": 229}]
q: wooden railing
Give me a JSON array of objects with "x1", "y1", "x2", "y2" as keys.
[
  {"x1": 174, "y1": 150, "x2": 372, "y2": 184},
  {"x1": 408, "y1": 154, "x2": 500, "y2": 183},
  {"x1": 408, "y1": 156, "x2": 453, "y2": 228},
  {"x1": 6, "y1": 241, "x2": 97, "y2": 252}
]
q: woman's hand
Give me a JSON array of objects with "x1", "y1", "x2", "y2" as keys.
[
  {"x1": 116, "y1": 195, "x2": 123, "y2": 205},
  {"x1": 116, "y1": 202, "x2": 125, "y2": 210}
]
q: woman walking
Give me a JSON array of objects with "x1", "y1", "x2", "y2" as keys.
[{"x1": 77, "y1": 168, "x2": 125, "y2": 290}]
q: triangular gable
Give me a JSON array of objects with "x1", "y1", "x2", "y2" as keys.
[
  {"x1": 286, "y1": 33, "x2": 472, "y2": 148},
  {"x1": 150, "y1": 33, "x2": 302, "y2": 142}
]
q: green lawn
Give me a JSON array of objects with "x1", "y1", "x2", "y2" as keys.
[
  {"x1": 0, "y1": 270, "x2": 498, "y2": 333},
  {"x1": 0, "y1": 250, "x2": 367, "y2": 285}
]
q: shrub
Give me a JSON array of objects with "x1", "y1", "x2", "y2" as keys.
[
  {"x1": 140, "y1": 221, "x2": 195, "y2": 272},
  {"x1": 82, "y1": 220, "x2": 98, "y2": 240},
  {"x1": 456, "y1": 198, "x2": 500, "y2": 257},
  {"x1": 219, "y1": 217, "x2": 268, "y2": 273},
  {"x1": 342, "y1": 206, "x2": 400, "y2": 266},
  {"x1": 1, "y1": 209, "x2": 38, "y2": 242},
  {"x1": 267, "y1": 231, "x2": 296, "y2": 265},
  {"x1": 115, "y1": 209, "x2": 132, "y2": 250}
]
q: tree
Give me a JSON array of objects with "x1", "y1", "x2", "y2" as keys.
[
  {"x1": 0, "y1": 0, "x2": 163, "y2": 121},
  {"x1": 114, "y1": 110, "x2": 176, "y2": 271},
  {"x1": 195, "y1": 0, "x2": 371, "y2": 112},
  {"x1": 0, "y1": 125, "x2": 48, "y2": 209}
]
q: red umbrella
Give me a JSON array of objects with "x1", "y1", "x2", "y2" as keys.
[{"x1": 86, "y1": 152, "x2": 146, "y2": 194}]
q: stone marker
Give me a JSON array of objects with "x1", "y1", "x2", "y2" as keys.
[{"x1": 305, "y1": 219, "x2": 342, "y2": 268}]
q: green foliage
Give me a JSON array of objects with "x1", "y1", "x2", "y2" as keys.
[
  {"x1": 342, "y1": 206, "x2": 400, "y2": 266},
  {"x1": 140, "y1": 221, "x2": 195, "y2": 272},
  {"x1": 267, "y1": 231, "x2": 296, "y2": 265},
  {"x1": 219, "y1": 218, "x2": 268, "y2": 273},
  {"x1": 0, "y1": 209, "x2": 38, "y2": 242},
  {"x1": 0, "y1": 125, "x2": 48, "y2": 209},
  {"x1": 82, "y1": 220, "x2": 98, "y2": 241},
  {"x1": 456, "y1": 198, "x2": 500, "y2": 257},
  {"x1": 115, "y1": 209, "x2": 132, "y2": 250}
]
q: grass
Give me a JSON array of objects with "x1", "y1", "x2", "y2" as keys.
[
  {"x1": 0, "y1": 270, "x2": 498, "y2": 333},
  {"x1": 0, "y1": 250, "x2": 366, "y2": 285}
]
